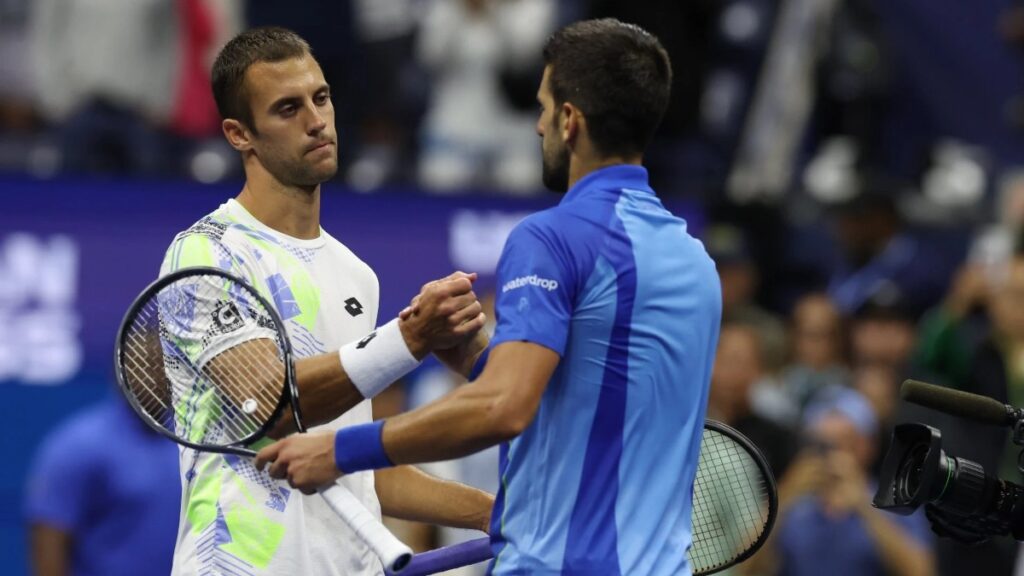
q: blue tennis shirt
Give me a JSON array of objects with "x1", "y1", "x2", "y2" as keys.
[{"x1": 487, "y1": 165, "x2": 722, "y2": 575}]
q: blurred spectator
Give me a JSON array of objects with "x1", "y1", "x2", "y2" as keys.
[
  {"x1": 27, "y1": 0, "x2": 239, "y2": 179},
  {"x1": 24, "y1": 396, "x2": 180, "y2": 576},
  {"x1": 0, "y1": 0, "x2": 41, "y2": 170},
  {"x1": 345, "y1": 0, "x2": 420, "y2": 190},
  {"x1": 914, "y1": 263, "x2": 992, "y2": 388},
  {"x1": 850, "y1": 362, "x2": 899, "y2": 476},
  {"x1": 169, "y1": 0, "x2": 239, "y2": 139},
  {"x1": 708, "y1": 320, "x2": 796, "y2": 478},
  {"x1": 748, "y1": 387, "x2": 935, "y2": 576},
  {"x1": 852, "y1": 363, "x2": 898, "y2": 433},
  {"x1": 30, "y1": 0, "x2": 179, "y2": 175},
  {"x1": 171, "y1": 0, "x2": 242, "y2": 182},
  {"x1": 705, "y1": 224, "x2": 788, "y2": 372},
  {"x1": 780, "y1": 293, "x2": 850, "y2": 413},
  {"x1": 828, "y1": 186, "x2": 947, "y2": 320},
  {"x1": 415, "y1": 0, "x2": 553, "y2": 194},
  {"x1": 849, "y1": 286, "x2": 918, "y2": 372},
  {"x1": 963, "y1": 254, "x2": 1024, "y2": 477}
]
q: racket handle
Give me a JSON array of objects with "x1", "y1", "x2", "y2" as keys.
[
  {"x1": 386, "y1": 537, "x2": 494, "y2": 576},
  {"x1": 319, "y1": 484, "x2": 413, "y2": 572}
]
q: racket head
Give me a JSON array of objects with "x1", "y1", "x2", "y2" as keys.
[
  {"x1": 114, "y1": 266, "x2": 298, "y2": 456},
  {"x1": 690, "y1": 419, "x2": 778, "y2": 575}
]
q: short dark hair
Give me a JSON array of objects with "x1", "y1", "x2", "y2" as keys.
[
  {"x1": 212, "y1": 27, "x2": 311, "y2": 130},
  {"x1": 543, "y1": 19, "x2": 672, "y2": 158}
]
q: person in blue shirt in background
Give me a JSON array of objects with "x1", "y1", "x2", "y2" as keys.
[
  {"x1": 24, "y1": 396, "x2": 180, "y2": 576},
  {"x1": 256, "y1": 18, "x2": 722, "y2": 575},
  {"x1": 747, "y1": 387, "x2": 935, "y2": 576}
]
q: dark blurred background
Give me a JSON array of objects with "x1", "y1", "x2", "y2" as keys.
[{"x1": 3, "y1": 0, "x2": 1024, "y2": 574}]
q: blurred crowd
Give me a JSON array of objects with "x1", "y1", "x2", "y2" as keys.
[{"x1": 0, "y1": 0, "x2": 1020, "y2": 202}]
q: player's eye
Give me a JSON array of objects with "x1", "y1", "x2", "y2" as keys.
[
  {"x1": 279, "y1": 105, "x2": 297, "y2": 117},
  {"x1": 315, "y1": 92, "x2": 330, "y2": 106}
]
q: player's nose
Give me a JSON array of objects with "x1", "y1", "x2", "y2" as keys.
[{"x1": 306, "y1": 106, "x2": 327, "y2": 135}]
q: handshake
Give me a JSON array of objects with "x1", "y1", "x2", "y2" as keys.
[{"x1": 396, "y1": 271, "x2": 490, "y2": 374}]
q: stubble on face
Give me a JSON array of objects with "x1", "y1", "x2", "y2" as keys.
[
  {"x1": 537, "y1": 67, "x2": 570, "y2": 193},
  {"x1": 541, "y1": 132, "x2": 570, "y2": 193}
]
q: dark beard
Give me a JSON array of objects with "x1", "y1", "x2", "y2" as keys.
[
  {"x1": 266, "y1": 154, "x2": 338, "y2": 188},
  {"x1": 541, "y1": 145, "x2": 570, "y2": 193}
]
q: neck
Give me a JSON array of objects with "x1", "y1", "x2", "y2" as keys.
[
  {"x1": 237, "y1": 160, "x2": 321, "y2": 240},
  {"x1": 567, "y1": 152, "x2": 643, "y2": 191}
]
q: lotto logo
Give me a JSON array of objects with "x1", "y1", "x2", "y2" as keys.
[{"x1": 345, "y1": 297, "x2": 364, "y2": 317}]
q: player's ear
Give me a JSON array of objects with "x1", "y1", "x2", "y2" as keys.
[
  {"x1": 222, "y1": 118, "x2": 254, "y2": 152},
  {"x1": 562, "y1": 102, "x2": 581, "y2": 147}
]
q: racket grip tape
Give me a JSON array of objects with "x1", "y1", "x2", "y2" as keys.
[{"x1": 319, "y1": 484, "x2": 413, "y2": 572}]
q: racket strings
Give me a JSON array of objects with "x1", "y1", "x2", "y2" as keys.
[
  {"x1": 120, "y1": 273, "x2": 288, "y2": 447},
  {"x1": 689, "y1": 430, "x2": 772, "y2": 573}
]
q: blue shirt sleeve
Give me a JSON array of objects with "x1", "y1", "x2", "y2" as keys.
[
  {"x1": 490, "y1": 218, "x2": 576, "y2": 356},
  {"x1": 24, "y1": 416, "x2": 99, "y2": 530}
]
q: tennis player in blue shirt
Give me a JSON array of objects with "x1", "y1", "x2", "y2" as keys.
[{"x1": 257, "y1": 18, "x2": 722, "y2": 575}]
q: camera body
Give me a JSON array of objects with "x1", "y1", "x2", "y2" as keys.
[{"x1": 873, "y1": 422, "x2": 1024, "y2": 542}]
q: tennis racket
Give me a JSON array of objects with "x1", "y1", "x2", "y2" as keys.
[
  {"x1": 387, "y1": 419, "x2": 777, "y2": 576},
  {"x1": 114, "y1": 266, "x2": 413, "y2": 572}
]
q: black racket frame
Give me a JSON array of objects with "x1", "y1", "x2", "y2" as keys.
[
  {"x1": 114, "y1": 266, "x2": 307, "y2": 457},
  {"x1": 697, "y1": 419, "x2": 779, "y2": 575}
]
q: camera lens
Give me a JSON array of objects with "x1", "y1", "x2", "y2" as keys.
[{"x1": 896, "y1": 443, "x2": 930, "y2": 503}]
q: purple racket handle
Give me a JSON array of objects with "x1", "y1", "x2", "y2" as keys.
[{"x1": 386, "y1": 537, "x2": 493, "y2": 576}]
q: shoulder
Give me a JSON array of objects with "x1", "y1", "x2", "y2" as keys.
[
  {"x1": 33, "y1": 403, "x2": 113, "y2": 470},
  {"x1": 320, "y1": 231, "x2": 379, "y2": 287},
  {"x1": 505, "y1": 206, "x2": 597, "y2": 252},
  {"x1": 162, "y1": 207, "x2": 263, "y2": 274}
]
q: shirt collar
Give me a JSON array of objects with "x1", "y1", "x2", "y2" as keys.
[{"x1": 561, "y1": 164, "x2": 652, "y2": 205}]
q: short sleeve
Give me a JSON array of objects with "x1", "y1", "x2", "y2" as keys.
[
  {"x1": 158, "y1": 231, "x2": 275, "y2": 368},
  {"x1": 24, "y1": 420, "x2": 97, "y2": 530},
  {"x1": 490, "y1": 220, "x2": 576, "y2": 356}
]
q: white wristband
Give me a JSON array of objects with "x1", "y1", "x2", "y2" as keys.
[{"x1": 339, "y1": 318, "x2": 421, "y2": 399}]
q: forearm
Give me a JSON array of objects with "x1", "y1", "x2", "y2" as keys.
[
  {"x1": 273, "y1": 318, "x2": 423, "y2": 437},
  {"x1": 433, "y1": 332, "x2": 490, "y2": 379},
  {"x1": 284, "y1": 353, "x2": 366, "y2": 432},
  {"x1": 376, "y1": 466, "x2": 493, "y2": 532},
  {"x1": 382, "y1": 379, "x2": 521, "y2": 465},
  {"x1": 30, "y1": 524, "x2": 70, "y2": 576},
  {"x1": 859, "y1": 507, "x2": 935, "y2": 576}
]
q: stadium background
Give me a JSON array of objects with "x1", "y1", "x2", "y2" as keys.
[{"x1": 1, "y1": 0, "x2": 1023, "y2": 574}]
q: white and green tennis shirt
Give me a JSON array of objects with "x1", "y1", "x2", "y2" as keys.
[{"x1": 162, "y1": 198, "x2": 384, "y2": 576}]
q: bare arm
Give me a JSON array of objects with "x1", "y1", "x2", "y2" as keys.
[
  {"x1": 430, "y1": 331, "x2": 490, "y2": 380},
  {"x1": 858, "y1": 506, "x2": 935, "y2": 576},
  {"x1": 375, "y1": 466, "x2": 493, "y2": 532},
  {"x1": 29, "y1": 524, "x2": 70, "y2": 576},
  {"x1": 254, "y1": 342, "x2": 559, "y2": 489},
  {"x1": 381, "y1": 342, "x2": 558, "y2": 465},
  {"x1": 204, "y1": 275, "x2": 485, "y2": 437}
]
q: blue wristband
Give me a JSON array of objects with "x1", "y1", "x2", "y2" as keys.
[
  {"x1": 334, "y1": 421, "x2": 394, "y2": 473},
  {"x1": 468, "y1": 346, "x2": 491, "y2": 381}
]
